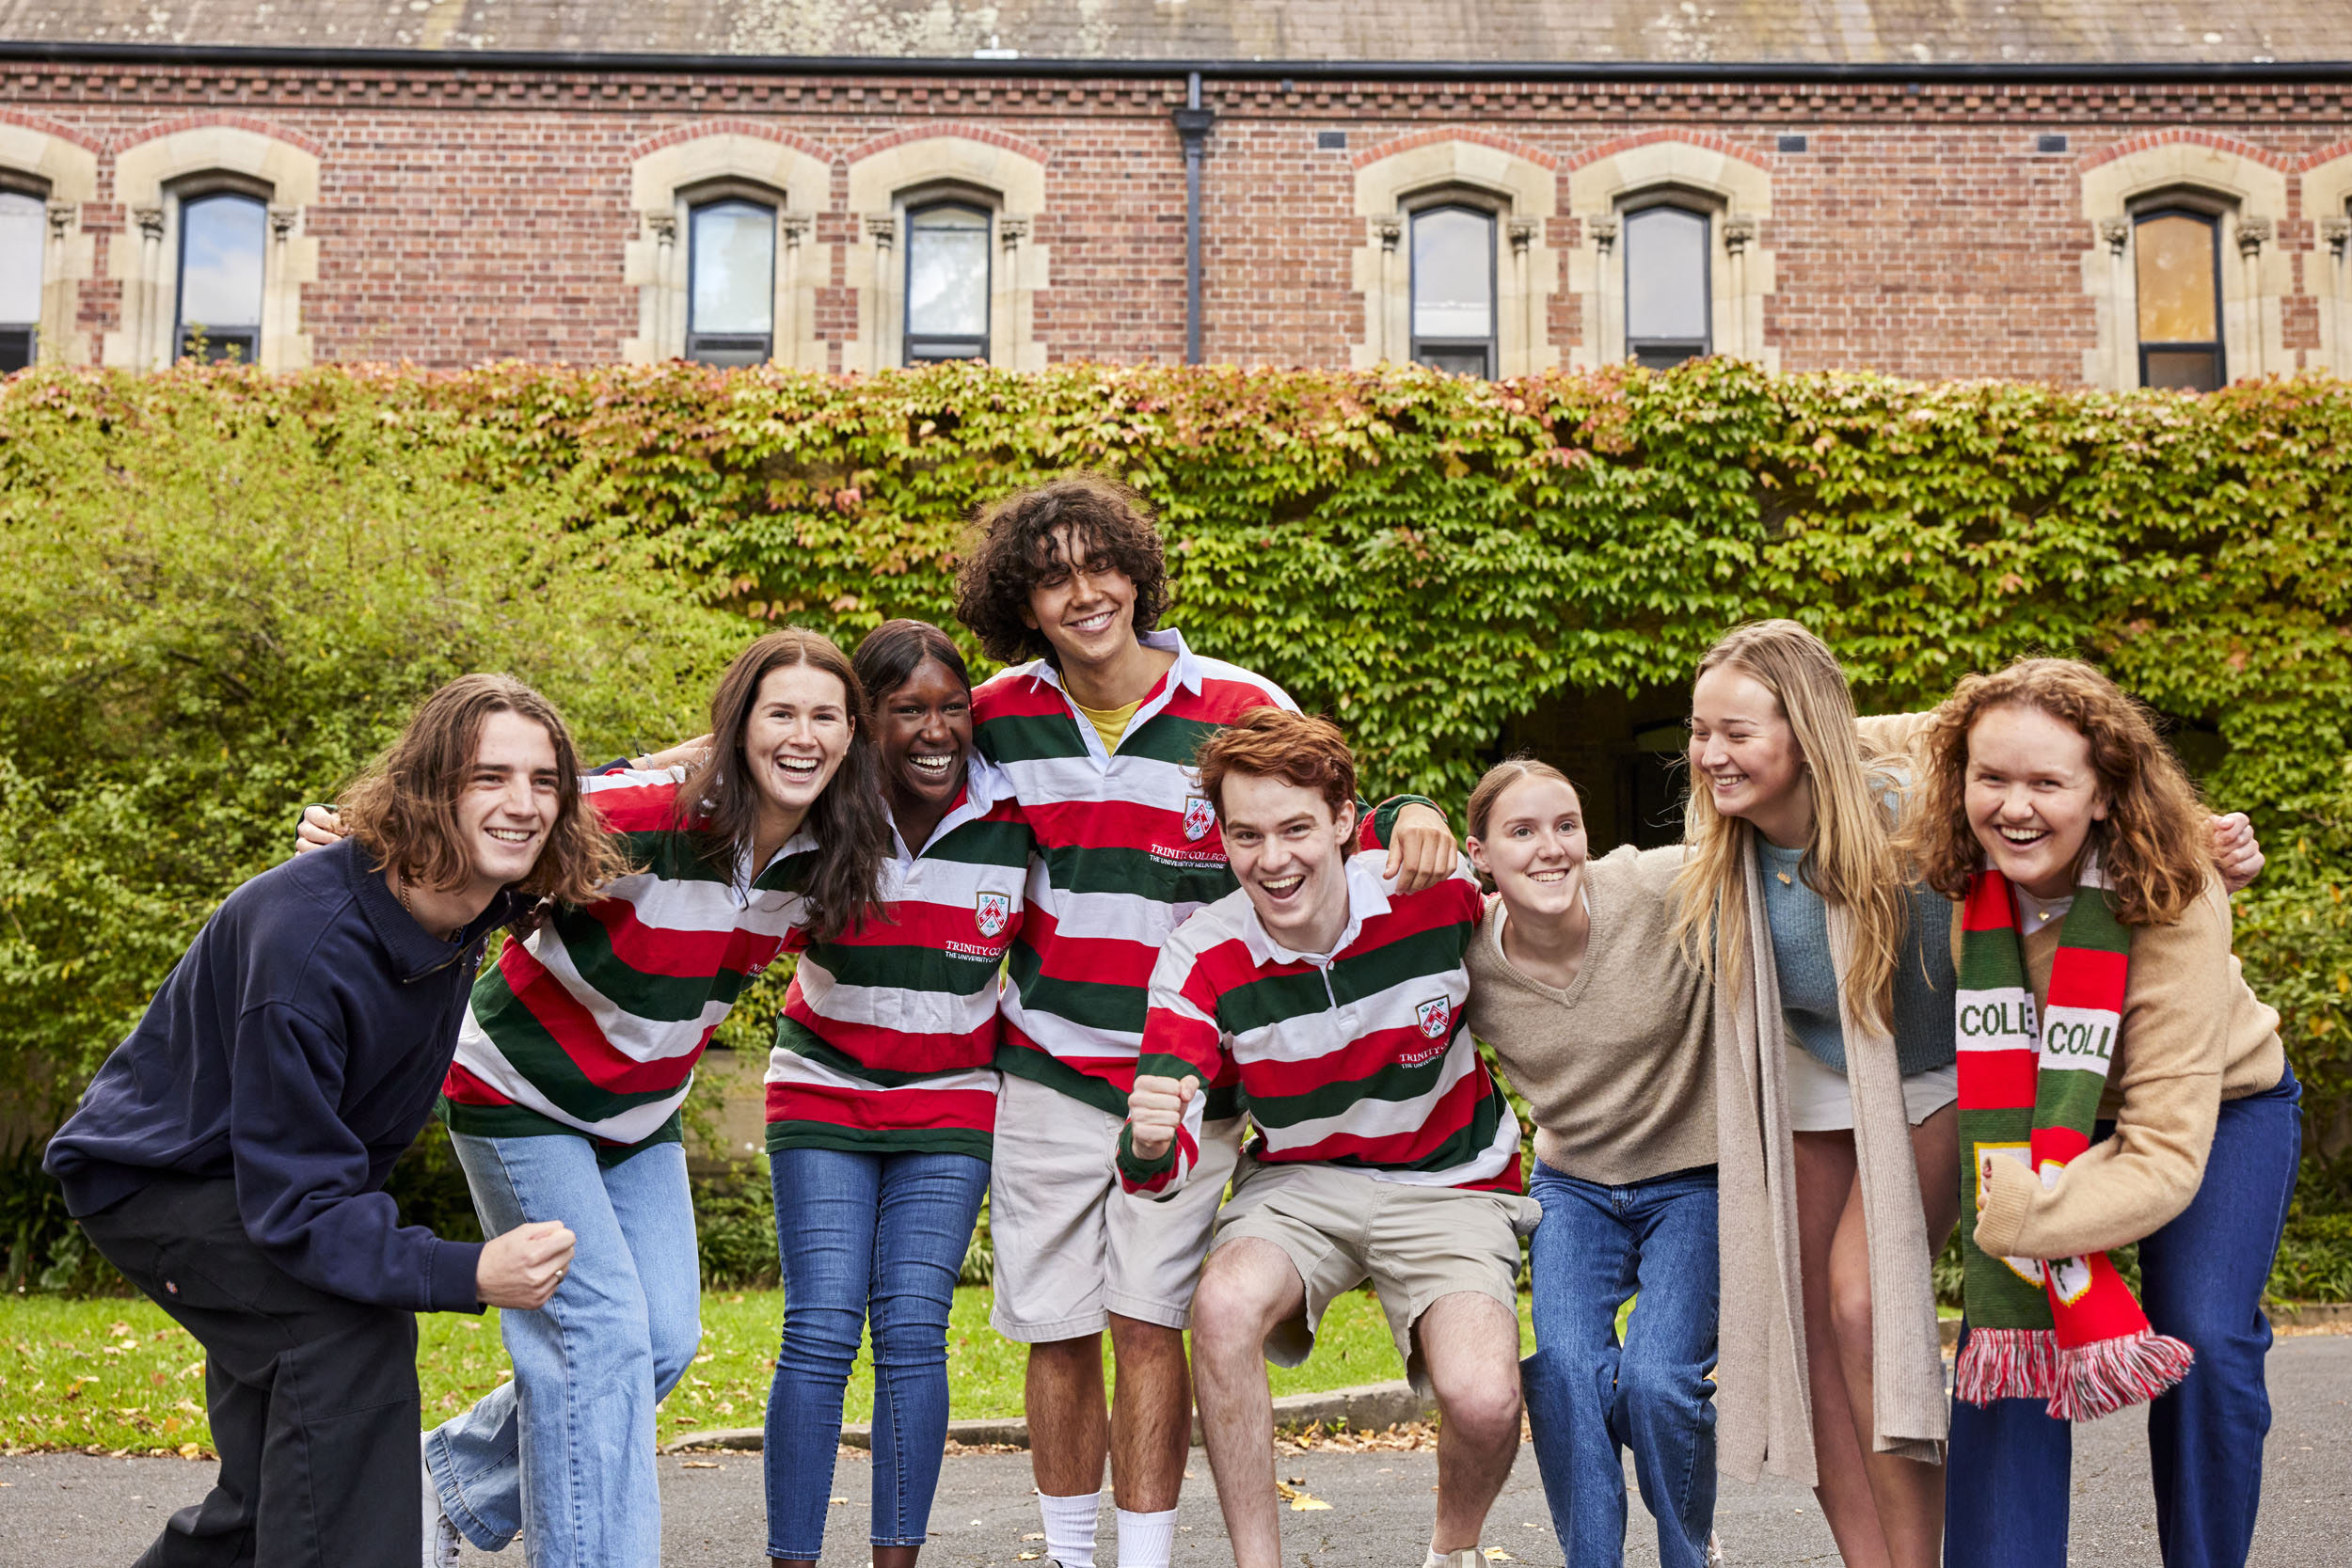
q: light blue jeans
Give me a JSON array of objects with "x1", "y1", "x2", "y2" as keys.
[{"x1": 424, "y1": 1132, "x2": 703, "y2": 1568}]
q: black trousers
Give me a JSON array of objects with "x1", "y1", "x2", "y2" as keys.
[{"x1": 78, "y1": 1176, "x2": 423, "y2": 1568}]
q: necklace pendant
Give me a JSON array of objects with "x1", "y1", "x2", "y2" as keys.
[{"x1": 1776, "y1": 871, "x2": 1791, "y2": 885}]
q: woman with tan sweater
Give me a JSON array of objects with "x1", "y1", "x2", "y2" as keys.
[{"x1": 1907, "y1": 658, "x2": 2295, "y2": 1568}]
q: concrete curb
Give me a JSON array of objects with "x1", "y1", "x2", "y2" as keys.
[
  {"x1": 662, "y1": 1307, "x2": 2344, "y2": 1452},
  {"x1": 660, "y1": 1381, "x2": 1438, "y2": 1454}
]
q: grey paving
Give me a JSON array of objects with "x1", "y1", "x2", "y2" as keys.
[{"x1": 7, "y1": 1336, "x2": 2350, "y2": 1566}]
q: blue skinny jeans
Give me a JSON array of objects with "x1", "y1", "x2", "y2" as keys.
[{"x1": 763, "y1": 1146, "x2": 989, "y2": 1560}]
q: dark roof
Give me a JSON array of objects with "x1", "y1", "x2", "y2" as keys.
[{"x1": 3, "y1": 0, "x2": 2348, "y2": 68}]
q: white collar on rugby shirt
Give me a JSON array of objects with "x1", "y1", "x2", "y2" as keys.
[
  {"x1": 888, "y1": 752, "x2": 1015, "y2": 863},
  {"x1": 1026, "y1": 626, "x2": 1204, "y2": 704},
  {"x1": 1237, "y1": 851, "x2": 1395, "y2": 970}
]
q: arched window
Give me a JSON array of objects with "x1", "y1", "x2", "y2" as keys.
[
  {"x1": 1623, "y1": 204, "x2": 1711, "y2": 369},
  {"x1": 686, "y1": 198, "x2": 776, "y2": 367},
  {"x1": 1410, "y1": 204, "x2": 1497, "y2": 376},
  {"x1": 0, "y1": 188, "x2": 42, "y2": 372},
  {"x1": 904, "y1": 202, "x2": 991, "y2": 363},
  {"x1": 2134, "y1": 208, "x2": 2224, "y2": 391},
  {"x1": 174, "y1": 191, "x2": 267, "y2": 364}
]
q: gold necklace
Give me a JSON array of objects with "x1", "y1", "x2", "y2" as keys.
[{"x1": 394, "y1": 878, "x2": 458, "y2": 943}]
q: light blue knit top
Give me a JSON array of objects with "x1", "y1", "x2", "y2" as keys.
[{"x1": 1756, "y1": 838, "x2": 1958, "y2": 1077}]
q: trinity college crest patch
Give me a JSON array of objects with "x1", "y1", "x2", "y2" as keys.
[{"x1": 975, "y1": 893, "x2": 1011, "y2": 940}]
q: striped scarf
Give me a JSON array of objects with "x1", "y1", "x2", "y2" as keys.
[{"x1": 1953, "y1": 855, "x2": 2194, "y2": 1420}]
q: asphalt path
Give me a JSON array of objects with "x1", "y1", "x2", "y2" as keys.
[{"x1": 7, "y1": 1335, "x2": 2348, "y2": 1566}]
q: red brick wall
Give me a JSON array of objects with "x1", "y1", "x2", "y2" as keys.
[{"x1": 4, "y1": 61, "x2": 2346, "y2": 376}]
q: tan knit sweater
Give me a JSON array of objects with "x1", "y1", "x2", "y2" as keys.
[
  {"x1": 1966, "y1": 875, "x2": 2284, "y2": 1263},
  {"x1": 1466, "y1": 844, "x2": 1718, "y2": 1186}
]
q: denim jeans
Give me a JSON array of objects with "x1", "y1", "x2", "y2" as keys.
[
  {"x1": 1946, "y1": 1065, "x2": 2302, "y2": 1568},
  {"x1": 423, "y1": 1132, "x2": 703, "y2": 1568},
  {"x1": 764, "y1": 1146, "x2": 990, "y2": 1560},
  {"x1": 1522, "y1": 1161, "x2": 1720, "y2": 1568}
]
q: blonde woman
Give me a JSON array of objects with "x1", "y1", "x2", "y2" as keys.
[{"x1": 1669, "y1": 620, "x2": 1956, "y2": 1568}]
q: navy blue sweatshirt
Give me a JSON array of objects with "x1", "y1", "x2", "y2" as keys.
[{"x1": 46, "y1": 837, "x2": 519, "y2": 1313}]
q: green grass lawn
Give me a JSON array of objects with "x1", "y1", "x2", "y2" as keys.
[{"x1": 3, "y1": 1288, "x2": 1540, "y2": 1456}]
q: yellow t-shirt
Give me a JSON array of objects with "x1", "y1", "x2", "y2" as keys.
[{"x1": 1072, "y1": 696, "x2": 1142, "y2": 755}]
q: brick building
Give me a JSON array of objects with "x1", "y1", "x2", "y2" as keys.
[{"x1": 2, "y1": 1, "x2": 2350, "y2": 386}]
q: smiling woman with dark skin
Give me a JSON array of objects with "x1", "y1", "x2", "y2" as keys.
[{"x1": 759, "y1": 619, "x2": 1036, "y2": 1568}]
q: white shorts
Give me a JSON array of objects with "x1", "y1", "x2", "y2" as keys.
[
  {"x1": 1785, "y1": 1038, "x2": 1960, "y2": 1132},
  {"x1": 987, "y1": 1070, "x2": 1242, "y2": 1341}
]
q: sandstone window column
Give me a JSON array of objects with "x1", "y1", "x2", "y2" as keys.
[
  {"x1": 779, "y1": 212, "x2": 810, "y2": 368},
  {"x1": 2098, "y1": 217, "x2": 2134, "y2": 389},
  {"x1": 2326, "y1": 216, "x2": 2352, "y2": 374},
  {"x1": 1371, "y1": 215, "x2": 1403, "y2": 363},
  {"x1": 1589, "y1": 215, "x2": 1620, "y2": 367},
  {"x1": 1507, "y1": 219, "x2": 1539, "y2": 374},
  {"x1": 2233, "y1": 216, "x2": 2272, "y2": 378},
  {"x1": 1722, "y1": 216, "x2": 1756, "y2": 358},
  {"x1": 866, "y1": 215, "x2": 898, "y2": 370},
  {"x1": 643, "y1": 211, "x2": 678, "y2": 355},
  {"x1": 133, "y1": 206, "x2": 167, "y2": 366}
]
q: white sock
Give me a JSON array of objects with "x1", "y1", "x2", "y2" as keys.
[
  {"x1": 1039, "y1": 1490, "x2": 1101, "y2": 1568},
  {"x1": 1116, "y1": 1507, "x2": 1180, "y2": 1568}
]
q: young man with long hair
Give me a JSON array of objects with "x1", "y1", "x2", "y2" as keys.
[
  {"x1": 302, "y1": 628, "x2": 890, "y2": 1568},
  {"x1": 46, "y1": 673, "x2": 603, "y2": 1568},
  {"x1": 953, "y1": 476, "x2": 1456, "y2": 1568}
]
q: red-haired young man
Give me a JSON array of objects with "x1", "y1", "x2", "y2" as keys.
[{"x1": 1120, "y1": 708, "x2": 1534, "y2": 1568}]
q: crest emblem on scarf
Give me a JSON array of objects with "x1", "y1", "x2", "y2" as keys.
[
  {"x1": 1414, "y1": 997, "x2": 1452, "y2": 1039},
  {"x1": 1183, "y1": 795, "x2": 1217, "y2": 842},
  {"x1": 975, "y1": 893, "x2": 1011, "y2": 940}
]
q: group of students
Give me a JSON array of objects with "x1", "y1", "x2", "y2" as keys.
[{"x1": 42, "y1": 472, "x2": 2294, "y2": 1568}]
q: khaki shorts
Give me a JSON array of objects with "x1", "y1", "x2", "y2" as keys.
[
  {"x1": 1210, "y1": 1156, "x2": 1541, "y2": 1395},
  {"x1": 987, "y1": 1070, "x2": 1242, "y2": 1340}
]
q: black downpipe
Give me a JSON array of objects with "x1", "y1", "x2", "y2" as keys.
[{"x1": 1174, "y1": 71, "x2": 1214, "y2": 365}]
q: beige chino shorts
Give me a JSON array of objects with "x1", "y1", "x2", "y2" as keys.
[
  {"x1": 987, "y1": 1070, "x2": 1242, "y2": 1341},
  {"x1": 1209, "y1": 1156, "x2": 1541, "y2": 1395}
]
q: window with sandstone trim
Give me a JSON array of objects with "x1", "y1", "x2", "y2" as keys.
[
  {"x1": 685, "y1": 198, "x2": 777, "y2": 368},
  {"x1": 1409, "y1": 203, "x2": 1497, "y2": 377},
  {"x1": 903, "y1": 202, "x2": 992, "y2": 364},
  {"x1": 1565, "y1": 140, "x2": 1772, "y2": 372},
  {"x1": 1351, "y1": 137, "x2": 1558, "y2": 376},
  {"x1": 1622, "y1": 203, "x2": 1712, "y2": 369},
  {"x1": 2132, "y1": 209, "x2": 2224, "y2": 391},
  {"x1": 0, "y1": 187, "x2": 42, "y2": 372},
  {"x1": 2076, "y1": 138, "x2": 2286, "y2": 390},
  {"x1": 174, "y1": 191, "x2": 267, "y2": 364},
  {"x1": 106, "y1": 123, "x2": 320, "y2": 372},
  {"x1": 0, "y1": 123, "x2": 98, "y2": 368}
]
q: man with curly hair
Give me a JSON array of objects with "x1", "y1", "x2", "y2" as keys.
[{"x1": 953, "y1": 475, "x2": 1457, "y2": 1568}]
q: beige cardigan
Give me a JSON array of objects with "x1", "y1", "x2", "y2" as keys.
[{"x1": 1713, "y1": 839, "x2": 1949, "y2": 1487}]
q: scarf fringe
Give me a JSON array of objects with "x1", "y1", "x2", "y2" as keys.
[
  {"x1": 1954, "y1": 1326, "x2": 2060, "y2": 1405},
  {"x1": 2046, "y1": 1331, "x2": 2197, "y2": 1422}
]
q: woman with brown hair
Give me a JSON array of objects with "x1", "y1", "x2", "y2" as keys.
[
  {"x1": 47, "y1": 673, "x2": 604, "y2": 1568},
  {"x1": 302, "y1": 629, "x2": 890, "y2": 1568},
  {"x1": 1909, "y1": 657, "x2": 2294, "y2": 1568}
]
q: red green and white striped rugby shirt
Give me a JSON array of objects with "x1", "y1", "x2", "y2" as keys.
[
  {"x1": 1116, "y1": 852, "x2": 1524, "y2": 1198},
  {"x1": 971, "y1": 627, "x2": 1299, "y2": 1117},
  {"x1": 764, "y1": 757, "x2": 1032, "y2": 1160},
  {"x1": 442, "y1": 767, "x2": 817, "y2": 1150}
]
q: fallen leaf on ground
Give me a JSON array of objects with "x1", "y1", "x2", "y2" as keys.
[
  {"x1": 1274, "y1": 1481, "x2": 1333, "y2": 1512},
  {"x1": 679, "y1": 1461, "x2": 721, "y2": 1469}
]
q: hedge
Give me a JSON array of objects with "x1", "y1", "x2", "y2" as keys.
[{"x1": 2, "y1": 359, "x2": 2346, "y2": 1211}]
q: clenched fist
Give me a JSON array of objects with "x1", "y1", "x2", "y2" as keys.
[
  {"x1": 476, "y1": 1219, "x2": 576, "y2": 1310},
  {"x1": 1128, "y1": 1073, "x2": 1200, "y2": 1160}
]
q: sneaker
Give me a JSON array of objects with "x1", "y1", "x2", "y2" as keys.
[
  {"x1": 421, "y1": 1446, "x2": 461, "y2": 1568},
  {"x1": 1422, "y1": 1550, "x2": 1483, "y2": 1568}
]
